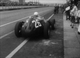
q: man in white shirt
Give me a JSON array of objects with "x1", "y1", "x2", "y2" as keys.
[{"x1": 70, "y1": 4, "x2": 78, "y2": 28}]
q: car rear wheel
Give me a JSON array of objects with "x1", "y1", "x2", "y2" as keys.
[{"x1": 49, "y1": 19, "x2": 55, "y2": 30}]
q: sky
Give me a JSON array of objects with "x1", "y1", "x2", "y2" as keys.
[{"x1": 25, "y1": 0, "x2": 67, "y2": 4}]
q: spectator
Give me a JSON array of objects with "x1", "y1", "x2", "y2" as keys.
[{"x1": 70, "y1": 3, "x2": 78, "y2": 28}]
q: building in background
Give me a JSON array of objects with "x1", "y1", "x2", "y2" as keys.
[
  {"x1": 19, "y1": 0, "x2": 25, "y2": 4},
  {"x1": 10, "y1": 0, "x2": 26, "y2": 4},
  {"x1": 10, "y1": 0, "x2": 19, "y2": 2},
  {"x1": 0, "y1": 0, "x2": 10, "y2": 3}
]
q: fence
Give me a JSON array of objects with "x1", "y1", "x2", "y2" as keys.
[{"x1": 0, "y1": 6, "x2": 43, "y2": 11}]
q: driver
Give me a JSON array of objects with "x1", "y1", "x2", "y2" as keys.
[
  {"x1": 32, "y1": 12, "x2": 44, "y2": 21},
  {"x1": 26, "y1": 12, "x2": 45, "y2": 23}
]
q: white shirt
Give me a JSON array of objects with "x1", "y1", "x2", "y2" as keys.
[
  {"x1": 70, "y1": 5, "x2": 78, "y2": 16},
  {"x1": 77, "y1": 10, "x2": 80, "y2": 17},
  {"x1": 65, "y1": 6, "x2": 70, "y2": 11}
]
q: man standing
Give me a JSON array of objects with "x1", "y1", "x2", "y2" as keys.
[{"x1": 70, "y1": 3, "x2": 78, "y2": 28}]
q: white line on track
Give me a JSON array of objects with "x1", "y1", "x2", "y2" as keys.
[
  {"x1": 46, "y1": 14, "x2": 54, "y2": 21},
  {"x1": 5, "y1": 14, "x2": 54, "y2": 58},
  {"x1": 0, "y1": 31, "x2": 14, "y2": 39},
  {"x1": 0, "y1": 16, "x2": 29, "y2": 28},
  {"x1": 6, "y1": 39, "x2": 28, "y2": 58}
]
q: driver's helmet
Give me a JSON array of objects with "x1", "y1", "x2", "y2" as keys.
[{"x1": 33, "y1": 12, "x2": 39, "y2": 17}]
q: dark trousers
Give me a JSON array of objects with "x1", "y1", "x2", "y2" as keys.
[
  {"x1": 70, "y1": 16, "x2": 75, "y2": 23},
  {"x1": 70, "y1": 16, "x2": 79, "y2": 24},
  {"x1": 66, "y1": 10, "x2": 70, "y2": 20}
]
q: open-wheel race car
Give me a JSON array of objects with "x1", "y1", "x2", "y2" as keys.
[{"x1": 14, "y1": 16, "x2": 55, "y2": 39}]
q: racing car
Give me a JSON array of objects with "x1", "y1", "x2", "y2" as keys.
[{"x1": 14, "y1": 16, "x2": 55, "y2": 39}]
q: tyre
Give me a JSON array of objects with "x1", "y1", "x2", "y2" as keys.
[
  {"x1": 49, "y1": 19, "x2": 55, "y2": 30},
  {"x1": 43, "y1": 22, "x2": 50, "y2": 39},
  {"x1": 78, "y1": 32, "x2": 80, "y2": 35},
  {"x1": 15, "y1": 21, "x2": 24, "y2": 37}
]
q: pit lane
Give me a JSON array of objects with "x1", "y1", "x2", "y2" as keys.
[{"x1": 0, "y1": 7, "x2": 63, "y2": 58}]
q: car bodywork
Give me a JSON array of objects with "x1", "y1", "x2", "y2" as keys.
[{"x1": 14, "y1": 16, "x2": 55, "y2": 39}]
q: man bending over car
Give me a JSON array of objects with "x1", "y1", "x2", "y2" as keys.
[{"x1": 25, "y1": 12, "x2": 45, "y2": 28}]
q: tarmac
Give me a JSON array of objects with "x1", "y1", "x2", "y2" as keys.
[{"x1": 64, "y1": 14, "x2": 80, "y2": 58}]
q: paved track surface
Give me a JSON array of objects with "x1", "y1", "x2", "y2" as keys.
[{"x1": 0, "y1": 7, "x2": 63, "y2": 58}]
